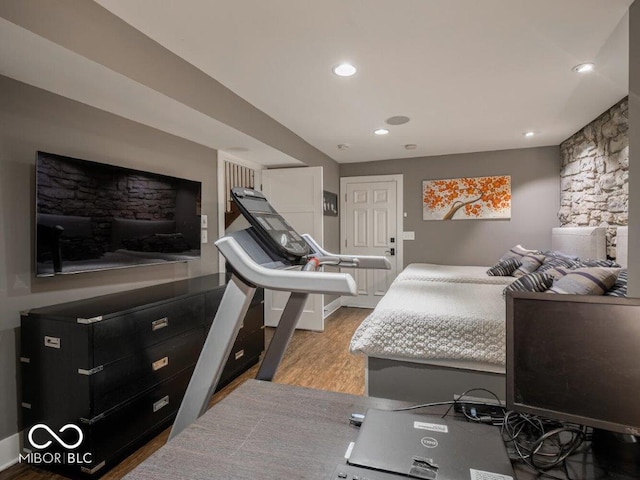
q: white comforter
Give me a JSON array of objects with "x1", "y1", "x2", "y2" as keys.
[
  {"x1": 349, "y1": 279, "x2": 507, "y2": 366},
  {"x1": 396, "y1": 263, "x2": 515, "y2": 285}
]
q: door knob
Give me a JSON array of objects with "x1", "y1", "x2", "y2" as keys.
[{"x1": 384, "y1": 248, "x2": 395, "y2": 256}]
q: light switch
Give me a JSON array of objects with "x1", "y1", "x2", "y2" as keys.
[
  {"x1": 201, "y1": 230, "x2": 208, "y2": 243},
  {"x1": 402, "y1": 231, "x2": 415, "y2": 240},
  {"x1": 201, "y1": 215, "x2": 208, "y2": 228}
]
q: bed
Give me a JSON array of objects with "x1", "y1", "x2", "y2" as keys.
[
  {"x1": 350, "y1": 226, "x2": 615, "y2": 404},
  {"x1": 394, "y1": 263, "x2": 516, "y2": 285}
]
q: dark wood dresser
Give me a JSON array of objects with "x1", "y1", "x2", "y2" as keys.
[{"x1": 19, "y1": 274, "x2": 264, "y2": 477}]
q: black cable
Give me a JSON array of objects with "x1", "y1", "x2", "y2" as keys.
[
  {"x1": 529, "y1": 426, "x2": 585, "y2": 470},
  {"x1": 390, "y1": 399, "x2": 505, "y2": 413},
  {"x1": 391, "y1": 400, "x2": 457, "y2": 411},
  {"x1": 440, "y1": 387, "x2": 505, "y2": 419},
  {"x1": 501, "y1": 410, "x2": 586, "y2": 480}
]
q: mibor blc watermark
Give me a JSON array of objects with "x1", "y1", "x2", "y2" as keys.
[{"x1": 20, "y1": 423, "x2": 92, "y2": 466}]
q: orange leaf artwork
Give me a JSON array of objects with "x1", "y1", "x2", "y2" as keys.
[{"x1": 422, "y1": 175, "x2": 511, "y2": 220}]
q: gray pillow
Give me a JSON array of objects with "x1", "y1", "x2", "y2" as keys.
[
  {"x1": 577, "y1": 259, "x2": 622, "y2": 268},
  {"x1": 499, "y1": 244, "x2": 539, "y2": 262},
  {"x1": 503, "y1": 272, "x2": 554, "y2": 297},
  {"x1": 541, "y1": 250, "x2": 580, "y2": 261},
  {"x1": 547, "y1": 268, "x2": 620, "y2": 295},
  {"x1": 487, "y1": 257, "x2": 522, "y2": 276},
  {"x1": 605, "y1": 269, "x2": 628, "y2": 297},
  {"x1": 541, "y1": 266, "x2": 574, "y2": 280},
  {"x1": 537, "y1": 256, "x2": 580, "y2": 273},
  {"x1": 512, "y1": 253, "x2": 546, "y2": 278}
]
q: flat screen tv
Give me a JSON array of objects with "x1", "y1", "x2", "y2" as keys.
[{"x1": 35, "y1": 151, "x2": 202, "y2": 277}]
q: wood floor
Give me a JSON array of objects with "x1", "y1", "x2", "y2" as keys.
[{"x1": 1, "y1": 307, "x2": 370, "y2": 480}]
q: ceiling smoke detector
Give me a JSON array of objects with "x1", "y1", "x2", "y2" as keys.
[{"x1": 386, "y1": 116, "x2": 410, "y2": 126}]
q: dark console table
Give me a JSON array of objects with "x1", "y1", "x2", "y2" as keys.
[{"x1": 20, "y1": 274, "x2": 264, "y2": 477}]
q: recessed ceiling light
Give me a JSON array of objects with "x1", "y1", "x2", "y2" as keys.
[
  {"x1": 332, "y1": 63, "x2": 357, "y2": 77},
  {"x1": 386, "y1": 115, "x2": 411, "y2": 126},
  {"x1": 572, "y1": 63, "x2": 595, "y2": 73},
  {"x1": 523, "y1": 131, "x2": 535, "y2": 137},
  {"x1": 374, "y1": 128, "x2": 389, "y2": 135},
  {"x1": 405, "y1": 144, "x2": 417, "y2": 150}
]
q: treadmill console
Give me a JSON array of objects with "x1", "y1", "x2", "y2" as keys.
[{"x1": 231, "y1": 188, "x2": 310, "y2": 262}]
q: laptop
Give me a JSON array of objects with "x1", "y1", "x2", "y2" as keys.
[{"x1": 347, "y1": 409, "x2": 515, "y2": 480}]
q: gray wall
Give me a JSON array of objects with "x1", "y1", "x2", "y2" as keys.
[
  {"x1": 0, "y1": 76, "x2": 219, "y2": 440},
  {"x1": 0, "y1": 0, "x2": 341, "y2": 269},
  {"x1": 0, "y1": 1, "x2": 328, "y2": 167},
  {"x1": 340, "y1": 147, "x2": 560, "y2": 266},
  {"x1": 0, "y1": 0, "x2": 344, "y2": 444},
  {"x1": 629, "y1": 0, "x2": 640, "y2": 297}
]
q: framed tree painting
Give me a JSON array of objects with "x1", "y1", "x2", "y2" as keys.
[{"x1": 422, "y1": 175, "x2": 511, "y2": 220}]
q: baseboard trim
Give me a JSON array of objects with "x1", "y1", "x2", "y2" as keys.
[
  {"x1": 323, "y1": 298, "x2": 342, "y2": 318},
  {"x1": 0, "y1": 432, "x2": 20, "y2": 472}
]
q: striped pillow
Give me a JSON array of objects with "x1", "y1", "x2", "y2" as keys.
[
  {"x1": 503, "y1": 272, "x2": 554, "y2": 297},
  {"x1": 513, "y1": 254, "x2": 546, "y2": 278},
  {"x1": 577, "y1": 259, "x2": 622, "y2": 268},
  {"x1": 487, "y1": 257, "x2": 522, "y2": 276},
  {"x1": 547, "y1": 268, "x2": 620, "y2": 295},
  {"x1": 542, "y1": 266, "x2": 574, "y2": 280},
  {"x1": 541, "y1": 250, "x2": 580, "y2": 261},
  {"x1": 499, "y1": 244, "x2": 539, "y2": 262},
  {"x1": 537, "y1": 256, "x2": 580, "y2": 273},
  {"x1": 605, "y1": 269, "x2": 628, "y2": 297}
]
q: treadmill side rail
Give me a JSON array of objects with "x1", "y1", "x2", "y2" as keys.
[
  {"x1": 216, "y1": 236, "x2": 358, "y2": 296},
  {"x1": 301, "y1": 234, "x2": 392, "y2": 270}
]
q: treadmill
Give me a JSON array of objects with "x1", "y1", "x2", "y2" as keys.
[{"x1": 170, "y1": 187, "x2": 390, "y2": 440}]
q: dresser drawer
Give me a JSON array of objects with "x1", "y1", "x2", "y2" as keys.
[
  {"x1": 92, "y1": 295, "x2": 205, "y2": 365},
  {"x1": 238, "y1": 300, "x2": 264, "y2": 339},
  {"x1": 204, "y1": 287, "x2": 226, "y2": 326},
  {"x1": 23, "y1": 368, "x2": 192, "y2": 477},
  {"x1": 85, "y1": 369, "x2": 191, "y2": 473},
  {"x1": 220, "y1": 328, "x2": 264, "y2": 387},
  {"x1": 93, "y1": 370, "x2": 191, "y2": 475},
  {"x1": 87, "y1": 328, "x2": 204, "y2": 416}
]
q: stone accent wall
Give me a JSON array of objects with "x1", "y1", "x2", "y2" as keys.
[{"x1": 559, "y1": 97, "x2": 628, "y2": 258}]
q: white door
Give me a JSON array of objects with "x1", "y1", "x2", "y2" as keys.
[
  {"x1": 261, "y1": 166, "x2": 324, "y2": 330},
  {"x1": 341, "y1": 176, "x2": 402, "y2": 308}
]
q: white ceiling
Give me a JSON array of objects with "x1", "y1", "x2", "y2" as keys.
[
  {"x1": 2, "y1": 1, "x2": 633, "y2": 166},
  {"x1": 0, "y1": 17, "x2": 302, "y2": 167}
]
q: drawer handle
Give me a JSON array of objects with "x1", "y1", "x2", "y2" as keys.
[
  {"x1": 153, "y1": 395, "x2": 169, "y2": 413},
  {"x1": 151, "y1": 317, "x2": 169, "y2": 331},
  {"x1": 44, "y1": 336, "x2": 61, "y2": 349},
  {"x1": 234, "y1": 349, "x2": 244, "y2": 360},
  {"x1": 152, "y1": 356, "x2": 169, "y2": 371}
]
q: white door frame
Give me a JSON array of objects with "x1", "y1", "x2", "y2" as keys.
[
  {"x1": 340, "y1": 174, "x2": 404, "y2": 276},
  {"x1": 216, "y1": 151, "x2": 263, "y2": 273}
]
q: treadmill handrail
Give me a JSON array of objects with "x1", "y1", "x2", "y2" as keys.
[
  {"x1": 301, "y1": 234, "x2": 392, "y2": 270},
  {"x1": 216, "y1": 236, "x2": 358, "y2": 296}
]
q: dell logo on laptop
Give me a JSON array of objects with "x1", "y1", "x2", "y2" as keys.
[{"x1": 421, "y1": 437, "x2": 438, "y2": 448}]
